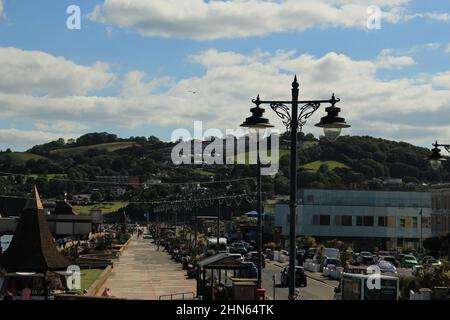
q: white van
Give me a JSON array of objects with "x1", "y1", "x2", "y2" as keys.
[{"x1": 207, "y1": 237, "x2": 228, "y2": 253}]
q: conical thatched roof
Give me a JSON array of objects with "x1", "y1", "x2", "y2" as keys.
[{"x1": 0, "y1": 186, "x2": 71, "y2": 272}]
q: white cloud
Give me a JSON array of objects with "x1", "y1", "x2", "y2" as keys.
[
  {"x1": 432, "y1": 71, "x2": 450, "y2": 89},
  {"x1": 406, "y1": 12, "x2": 450, "y2": 22},
  {"x1": 90, "y1": 0, "x2": 408, "y2": 40},
  {"x1": 1, "y1": 46, "x2": 450, "y2": 150},
  {"x1": 120, "y1": 71, "x2": 173, "y2": 97},
  {"x1": 424, "y1": 43, "x2": 441, "y2": 50},
  {"x1": 0, "y1": 1, "x2": 3, "y2": 16},
  {"x1": 0, "y1": 47, "x2": 115, "y2": 96},
  {"x1": 0, "y1": 128, "x2": 79, "y2": 151},
  {"x1": 446, "y1": 43, "x2": 450, "y2": 54},
  {"x1": 375, "y1": 49, "x2": 415, "y2": 69}
]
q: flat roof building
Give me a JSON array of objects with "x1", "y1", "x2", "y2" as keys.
[{"x1": 264, "y1": 189, "x2": 431, "y2": 251}]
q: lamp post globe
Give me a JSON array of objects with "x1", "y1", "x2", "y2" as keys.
[
  {"x1": 315, "y1": 94, "x2": 350, "y2": 142},
  {"x1": 430, "y1": 159, "x2": 442, "y2": 171}
]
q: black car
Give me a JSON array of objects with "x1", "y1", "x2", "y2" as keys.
[
  {"x1": 229, "y1": 243, "x2": 247, "y2": 255},
  {"x1": 247, "y1": 251, "x2": 266, "y2": 268},
  {"x1": 280, "y1": 266, "x2": 307, "y2": 287}
]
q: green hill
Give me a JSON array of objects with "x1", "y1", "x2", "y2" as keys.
[
  {"x1": 72, "y1": 202, "x2": 129, "y2": 215},
  {"x1": 49, "y1": 141, "x2": 138, "y2": 157},
  {"x1": 301, "y1": 160, "x2": 351, "y2": 172},
  {"x1": 0, "y1": 152, "x2": 47, "y2": 164}
]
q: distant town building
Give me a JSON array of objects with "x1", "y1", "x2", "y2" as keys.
[
  {"x1": 265, "y1": 189, "x2": 431, "y2": 251},
  {"x1": 72, "y1": 194, "x2": 91, "y2": 202},
  {"x1": 0, "y1": 197, "x2": 98, "y2": 238},
  {"x1": 94, "y1": 175, "x2": 140, "y2": 194},
  {"x1": 46, "y1": 201, "x2": 93, "y2": 237}
]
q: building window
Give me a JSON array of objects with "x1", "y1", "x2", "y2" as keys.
[
  {"x1": 357, "y1": 216, "x2": 373, "y2": 226},
  {"x1": 306, "y1": 195, "x2": 314, "y2": 203},
  {"x1": 422, "y1": 217, "x2": 431, "y2": 228},
  {"x1": 364, "y1": 216, "x2": 374, "y2": 226},
  {"x1": 387, "y1": 216, "x2": 396, "y2": 227},
  {"x1": 342, "y1": 215, "x2": 353, "y2": 226},
  {"x1": 412, "y1": 217, "x2": 418, "y2": 228},
  {"x1": 334, "y1": 215, "x2": 352, "y2": 226},
  {"x1": 378, "y1": 216, "x2": 387, "y2": 227},
  {"x1": 334, "y1": 215, "x2": 342, "y2": 226},
  {"x1": 319, "y1": 215, "x2": 330, "y2": 226},
  {"x1": 356, "y1": 216, "x2": 363, "y2": 226},
  {"x1": 399, "y1": 217, "x2": 406, "y2": 228},
  {"x1": 312, "y1": 215, "x2": 319, "y2": 226}
]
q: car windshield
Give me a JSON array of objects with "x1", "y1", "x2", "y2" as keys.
[{"x1": 429, "y1": 259, "x2": 439, "y2": 263}]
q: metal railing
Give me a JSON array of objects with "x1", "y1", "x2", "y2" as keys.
[{"x1": 158, "y1": 291, "x2": 195, "y2": 300}]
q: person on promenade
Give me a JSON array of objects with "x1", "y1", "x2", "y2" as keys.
[
  {"x1": 102, "y1": 288, "x2": 112, "y2": 297},
  {"x1": 22, "y1": 287, "x2": 31, "y2": 300}
]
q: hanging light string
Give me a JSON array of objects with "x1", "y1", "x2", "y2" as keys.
[
  {"x1": 152, "y1": 193, "x2": 254, "y2": 213},
  {"x1": 0, "y1": 171, "x2": 255, "y2": 187},
  {"x1": 0, "y1": 193, "x2": 254, "y2": 214}
]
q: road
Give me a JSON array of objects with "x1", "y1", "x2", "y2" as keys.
[{"x1": 262, "y1": 261, "x2": 338, "y2": 300}]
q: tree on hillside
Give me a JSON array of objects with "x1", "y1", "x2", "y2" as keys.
[{"x1": 76, "y1": 132, "x2": 118, "y2": 146}]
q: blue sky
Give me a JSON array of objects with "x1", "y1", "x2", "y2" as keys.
[{"x1": 0, "y1": 0, "x2": 449, "y2": 150}]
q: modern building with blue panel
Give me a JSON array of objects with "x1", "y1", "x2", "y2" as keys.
[{"x1": 264, "y1": 189, "x2": 431, "y2": 251}]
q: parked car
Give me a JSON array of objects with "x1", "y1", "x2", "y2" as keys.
[
  {"x1": 240, "y1": 261, "x2": 258, "y2": 278},
  {"x1": 377, "y1": 251, "x2": 390, "y2": 259},
  {"x1": 400, "y1": 254, "x2": 418, "y2": 267},
  {"x1": 421, "y1": 255, "x2": 435, "y2": 265},
  {"x1": 376, "y1": 260, "x2": 397, "y2": 274},
  {"x1": 229, "y1": 253, "x2": 244, "y2": 262},
  {"x1": 425, "y1": 259, "x2": 442, "y2": 268},
  {"x1": 357, "y1": 252, "x2": 375, "y2": 265},
  {"x1": 247, "y1": 251, "x2": 266, "y2": 268},
  {"x1": 280, "y1": 266, "x2": 307, "y2": 287},
  {"x1": 380, "y1": 256, "x2": 399, "y2": 267},
  {"x1": 305, "y1": 248, "x2": 317, "y2": 260},
  {"x1": 357, "y1": 251, "x2": 373, "y2": 264},
  {"x1": 320, "y1": 257, "x2": 340, "y2": 272},
  {"x1": 240, "y1": 241, "x2": 254, "y2": 252},
  {"x1": 229, "y1": 243, "x2": 247, "y2": 255}
]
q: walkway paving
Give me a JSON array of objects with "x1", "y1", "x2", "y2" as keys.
[{"x1": 97, "y1": 237, "x2": 196, "y2": 300}]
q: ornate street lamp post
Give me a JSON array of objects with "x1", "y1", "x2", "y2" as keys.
[{"x1": 241, "y1": 76, "x2": 350, "y2": 299}]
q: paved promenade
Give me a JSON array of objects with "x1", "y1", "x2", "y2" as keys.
[{"x1": 97, "y1": 237, "x2": 196, "y2": 300}]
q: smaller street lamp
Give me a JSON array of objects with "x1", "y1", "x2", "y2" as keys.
[
  {"x1": 315, "y1": 94, "x2": 351, "y2": 142},
  {"x1": 428, "y1": 141, "x2": 448, "y2": 170},
  {"x1": 241, "y1": 98, "x2": 274, "y2": 289}
]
